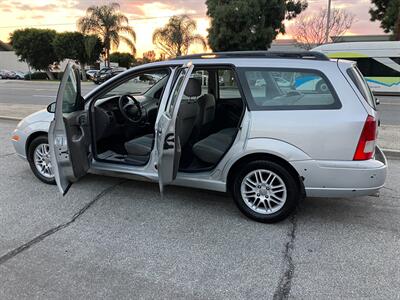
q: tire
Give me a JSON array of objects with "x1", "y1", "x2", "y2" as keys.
[
  {"x1": 27, "y1": 135, "x2": 56, "y2": 185},
  {"x1": 232, "y1": 160, "x2": 300, "y2": 223},
  {"x1": 316, "y1": 80, "x2": 329, "y2": 94}
]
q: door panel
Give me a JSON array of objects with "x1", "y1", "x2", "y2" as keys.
[
  {"x1": 49, "y1": 62, "x2": 91, "y2": 195},
  {"x1": 156, "y1": 64, "x2": 194, "y2": 194}
]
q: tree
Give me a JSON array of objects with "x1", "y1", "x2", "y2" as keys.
[
  {"x1": 83, "y1": 35, "x2": 104, "y2": 66},
  {"x1": 152, "y1": 15, "x2": 207, "y2": 58},
  {"x1": 53, "y1": 32, "x2": 86, "y2": 78},
  {"x1": 53, "y1": 32, "x2": 103, "y2": 80},
  {"x1": 370, "y1": 0, "x2": 400, "y2": 40},
  {"x1": 206, "y1": 0, "x2": 308, "y2": 51},
  {"x1": 290, "y1": 8, "x2": 355, "y2": 49},
  {"x1": 110, "y1": 52, "x2": 136, "y2": 68},
  {"x1": 77, "y1": 2, "x2": 136, "y2": 66},
  {"x1": 10, "y1": 28, "x2": 59, "y2": 79}
]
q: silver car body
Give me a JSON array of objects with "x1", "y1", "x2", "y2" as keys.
[{"x1": 12, "y1": 56, "x2": 387, "y2": 197}]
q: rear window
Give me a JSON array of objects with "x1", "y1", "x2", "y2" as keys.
[
  {"x1": 238, "y1": 68, "x2": 341, "y2": 110},
  {"x1": 347, "y1": 66, "x2": 376, "y2": 109}
]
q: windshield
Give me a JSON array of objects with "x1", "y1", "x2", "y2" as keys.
[{"x1": 98, "y1": 70, "x2": 169, "y2": 100}]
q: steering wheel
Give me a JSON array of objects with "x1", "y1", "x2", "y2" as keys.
[{"x1": 118, "y1": 94, "x2": 147, "y2": 124}]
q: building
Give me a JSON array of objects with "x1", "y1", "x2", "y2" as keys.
[
  {"x1": 331, "y1": 35, "x2": 392, "y2": 43},
  {"x1": 269, "y1": 39, "x2": 306, "y2": 52},
  {"x1": 0, "y1": 40, "x2": 30, "y2": 72},
  {"x1": 269, "y1": 35, "x2": 393, "y2": 52},
  {"x1": 0, "y1": 40, "x2": 12, "y2": 51}
]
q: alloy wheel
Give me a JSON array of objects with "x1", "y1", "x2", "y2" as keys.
[
  {"x1": 240, "y1": 169, "x2": 287, "y2": 215},
  {"x1": 33, "y1": 143, "x2": 54, "y2": 179}
]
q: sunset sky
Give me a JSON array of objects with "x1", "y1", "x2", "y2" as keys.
[{"x1": 0, "y1": 0, "x2": 384, "y2": 56}]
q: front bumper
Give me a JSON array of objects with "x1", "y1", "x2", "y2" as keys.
[
  {"x1": 11, "y1": 127, "x2": 28, "y2": 160},
  {"x1": 292, "y1": 146, "x2": 388, "y2": 198}
]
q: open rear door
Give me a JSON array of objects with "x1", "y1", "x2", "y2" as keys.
[
  {"x1": 155, "y1": 63, "x2": 194, "y2": 194},
  {"x1": 49, "y1": 62, "x2": 92, "y2": 195}
]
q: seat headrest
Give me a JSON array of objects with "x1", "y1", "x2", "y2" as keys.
[{"x1": 184, "y1": 78, "x2": 201, "y2": 97}]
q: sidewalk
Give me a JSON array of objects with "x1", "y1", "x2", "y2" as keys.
[
  {"x1": 0, "y1": 102, "x2": 399, "y2": 153},
  {"x1": 0, "y1": 103, "x2": 45, "y2": 120}
]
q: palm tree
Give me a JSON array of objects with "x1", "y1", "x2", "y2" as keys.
[
  {"x1": 77, "y1": 3, "x2": 136, "y2": 67},
  {"x1": 152, "y1": 15, "x2": 207, "y2": 58}
]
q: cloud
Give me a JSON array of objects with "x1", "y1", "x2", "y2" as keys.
[
  {"x1": 288, "y1": 0, "x2": 384, "y2": 36},
  {"x1": 74, "y1": 0, "x2": 206, "y2": 17}
]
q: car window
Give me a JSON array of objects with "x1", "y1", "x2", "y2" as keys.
[
  {"x1": 62, "y1": 71, "x2": 78, "y2": 113},
  {"x1": 218, "y1": 69, "x2": 241, "y2": 99},
  {"x1": 239, "y1": 68, "x2": 340, "y2": 110},
  {"x1": 167, "y1": 68, "x2": 188, "y2": 116},
  {"x1": 347, "y1": 66, "x2": 376, "y2": 109},
  {"x1": 99, "y1": 69, "x2": 169, "y2": 100}
]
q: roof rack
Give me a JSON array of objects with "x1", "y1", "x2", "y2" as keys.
[{"x1": 173, "y1": 51, "x2": 330, "y2": 61}]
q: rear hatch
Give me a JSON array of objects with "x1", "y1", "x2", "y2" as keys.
[{"x1": 338, "y1": 60, "x2": 380, "y2": 160}]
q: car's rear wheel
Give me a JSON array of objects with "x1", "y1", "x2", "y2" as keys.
[
  {"x1": 28, "y1": 135, "x2": 56, "y2": 185},
  {"x1": 232, "y1": 160, "x2": 299, "y2": 223}
]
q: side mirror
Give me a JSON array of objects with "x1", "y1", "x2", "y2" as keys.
[
  {"x1": 47, "y1": 102, "x2": 56, "y2": 113},
  {"x1": 375, "y1": 97, "x2": 380, "y2": 105}
]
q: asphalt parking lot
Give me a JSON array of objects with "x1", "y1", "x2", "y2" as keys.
[{"x1": 0, "y1": 119, "x2": 399, "y2": 299}]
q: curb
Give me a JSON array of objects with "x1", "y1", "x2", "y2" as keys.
[
  {"x1": 0, "y1": 114, "x2": 399, "y2": 159},
  {"x1": 382, "y1": 149, "x2": 400, "y2": 159},
  {"x1": 0, "y1": 116, "x2": 22, "y2": 121}
]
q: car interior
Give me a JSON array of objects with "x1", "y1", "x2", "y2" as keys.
[{"x1": 91, "y1": 66, "x2": 245, "y2": 172}]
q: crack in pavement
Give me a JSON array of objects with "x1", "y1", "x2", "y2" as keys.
[
  {"x1": 0, "y1": 180, "x2": 126, "y2": 266},
  {"x1": 273, "y1": 213, "x2": 298, "y2": 300}
]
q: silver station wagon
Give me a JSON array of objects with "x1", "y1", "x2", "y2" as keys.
[{"x1": 11, "y1": 51, "x2": 387, "y2": 223}]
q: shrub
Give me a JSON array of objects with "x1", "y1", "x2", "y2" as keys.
[{"x1": 25, "y1": 72, "x2": 48, "y2": 80}]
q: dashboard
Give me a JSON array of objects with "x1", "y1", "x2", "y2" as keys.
[{"x1": 93, "y1": 94, "x2": 160, "y2": 141}]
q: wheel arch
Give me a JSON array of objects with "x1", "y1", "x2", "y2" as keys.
[
  {"x1": 26, "y1": 131, "x2": 48, "y2": 158},
  {"x1": 226, "y1": 153, "x2": 305, "y2": 195}
]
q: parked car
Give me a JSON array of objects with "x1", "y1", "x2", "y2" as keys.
[
  {"x1": 14, "y1": 71, "x2": 26, "y2": 80},
  {"x1": 93, "y1": 67, "x2": 126, "y2": 84},
  {"x1": 0, "y1": 70, "x2": 7, "y2": 79},
  {"x1": 92, "y1": 67, "x2": 111, "y2": 84},
  {"x1": 0, "y1": 69, "x2": 15, "y2": 79},
  {"x1": 85, "y1": 69, "x2": 98, "y2": 80},
  {"x1": 11, "y1": 52, "x2": 387, "y2": 223}
]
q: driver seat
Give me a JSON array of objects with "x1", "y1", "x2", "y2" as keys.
[{"x1": 124, "y1": 78, "x2": 201, "y2": 164}]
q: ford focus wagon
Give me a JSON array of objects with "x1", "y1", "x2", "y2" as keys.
[{"x1": 11, "y1": 51, "x2": 387, "y2": 223}]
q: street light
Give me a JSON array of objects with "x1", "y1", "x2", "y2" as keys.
[{"x1": 325, "y1": 0, "x2": 332, "y2": 43}]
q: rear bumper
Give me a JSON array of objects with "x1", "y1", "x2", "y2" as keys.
[{"x1": 292, "y1": 146, "x2": 388, "y2": 198}]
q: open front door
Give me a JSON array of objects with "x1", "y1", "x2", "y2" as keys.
[
  {"x1": 156, "y1": 63, "x2": 194, "y2": 194},
  {"x1": 49, "y1": 62, "x2": 91, "y2": 195}
]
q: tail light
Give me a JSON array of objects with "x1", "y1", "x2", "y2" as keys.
[{"x1": 353, "y1": 115, "x2": 377, "y2": 160}]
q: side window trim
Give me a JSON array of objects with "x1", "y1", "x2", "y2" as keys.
[
  {"x1": 346, "y1": 67, "x2": 376, "y2": 109},
  {"x1": 237, "y1": 67, "x2": 342, "y2": 111}
]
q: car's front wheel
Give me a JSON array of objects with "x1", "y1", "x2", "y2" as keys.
[
  {"x1": 232, "y1": 160, "x2": 300, "y2": 223},
  {"x1": 28, "y1": 135, "x2": 56, "y2": 185}
]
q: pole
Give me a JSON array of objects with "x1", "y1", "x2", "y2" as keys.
[{"x1": 325, "y1": 0, "x2": 332, "y2": 43}]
